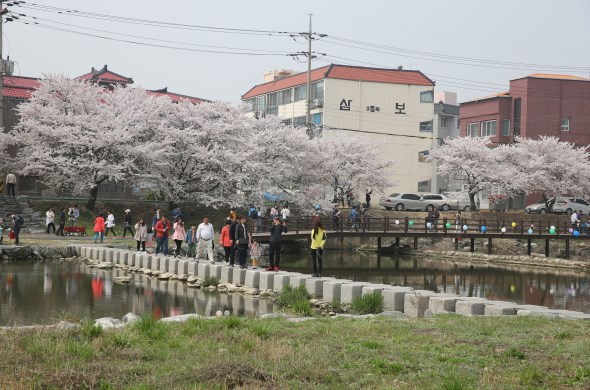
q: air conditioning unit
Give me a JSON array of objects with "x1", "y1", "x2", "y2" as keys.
[{"x1": 312, "y1": 98, "x2": 323, "y2": 108}]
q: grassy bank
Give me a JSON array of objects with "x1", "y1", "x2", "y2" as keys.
[{"x1": 2, "y1": 315, "x2": 590, "y2": 389}]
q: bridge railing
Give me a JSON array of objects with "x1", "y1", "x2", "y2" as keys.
[{"x1": 244, "y1": 215, "x2": 583, "y2": 236}]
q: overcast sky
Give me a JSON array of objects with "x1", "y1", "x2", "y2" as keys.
[{"x1": 4, "y1": 0, "x2": 589, "y2": 103}]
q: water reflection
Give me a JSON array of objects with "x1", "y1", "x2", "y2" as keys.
[
  {"x1": 0, "y1": 262, "x2": 274, "y2": 326},
  {"x1": 281, "y1": 252, "x2": 590, "y2": 313}
]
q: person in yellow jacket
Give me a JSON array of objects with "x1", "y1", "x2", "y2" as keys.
[{"x1": 310, "y1": 221, "x2": 327, "y2": 277}]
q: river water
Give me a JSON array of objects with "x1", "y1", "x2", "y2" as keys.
[{"x1": 1, "y1": 252, "x2": 589, "y2": 325}]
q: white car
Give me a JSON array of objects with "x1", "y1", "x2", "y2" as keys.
[
  {"x1": 552, "y1": 198, "x2": 590, "y2": 215},
  {"x1": 379, "y1": 193, "x2": 424, "y2": 211},
  {"x1": 420, "y1": 194, "x2": 459, "y2": 212}
]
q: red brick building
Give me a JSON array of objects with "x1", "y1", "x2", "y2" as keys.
[
  {"x1": 1, "y1": 65, "x2": 206, "y2": 199},
  {"x1": 460, "y1": 74, "x2": 590, "y2": 146}
]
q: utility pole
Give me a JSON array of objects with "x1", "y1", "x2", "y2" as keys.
[{"x1": 305, "y1": 13, "x2": 312, "y2": 130}]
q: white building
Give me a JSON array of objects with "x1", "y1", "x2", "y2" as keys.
[
  {"x1": 242, "y1": 64, "x2": 440, "y2": 196},
  {"x1": 433, "y1": 91, "x2": 460, "y2": 194}
]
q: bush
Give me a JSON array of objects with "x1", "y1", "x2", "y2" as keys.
[
  {"x1": 80, "y1": 320, "x2": 103, "y2": 339},
  {"x1": 202, "y1": 277, "x2": 220, "y2": 288},
  {"x1": 349, "y1": 292, "x2": 384, "y2": 315},
  {"x1": 275, "y1": 285, "x2": 313, "y2": 316},
  {"x1": 133, "y1": 315, "x2": 168, "y2": 341}
]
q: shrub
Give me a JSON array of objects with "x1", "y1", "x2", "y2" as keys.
[
  {"x1": 275, "y1": 285, "x2": 313, "y2": 316},
  {"x1": 133, "y1": 315, "x2": 168, "y2": 341},
  {"x1": 202, "y1": 277, "x2": 220, "y2": 288},
  {"x1": 81, "y1": 320, "x2": 103, "y2": 339},
  {"x1": 349, "y1": 292, "x2": 384, "y2": 315}
]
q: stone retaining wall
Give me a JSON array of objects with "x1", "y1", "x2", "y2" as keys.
[{"x1": 70, "y1": 245, "x2": 590, "y2": 321}]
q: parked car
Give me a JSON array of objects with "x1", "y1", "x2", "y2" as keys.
[
  {"x1": 379, "y1": 193, "x2": 423, "y2": 211},
  {"x1": 525, "y1": 201, "x2": 551, "y2": 214},
  {"x1": 420, "y1": 194, "x2": 459, "y2": 212},
  {"x1": 443, "y1": 191, "x2": 479, "y2": 211},
  {"x1": 552, "y1": 198, "x2": 590, "y2": 215}
]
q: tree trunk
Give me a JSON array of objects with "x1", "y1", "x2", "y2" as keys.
[
  {"x1": 469, "y1": 192, "x2": 477, "y2": 211},
  {"x1": 86, "y1": 186, "x2": 99, "y2": 211}
]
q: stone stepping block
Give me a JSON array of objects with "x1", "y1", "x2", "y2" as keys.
[
  {"x1": 273, "y1": 273, "x2": 292, "y2": 293},
  {"x1": 188, "y1": 261, "x2": 198, "y2": 275},
  {"x1": 455, "y1": 300, "x2": 486, "y2": 316},
  {"x1": 209, "y1": 265, "x2": 223, "y2": 280},
  {"x1": 516, "y1": 309, "x2": 559, "y2": 318},
  {"x1": 429, "y1": 296, "x2": 458, "y2": 314},
  {"x1": 245, "y1": 270, "x2": 261, "y2": 288},
  {"x1": 177, "y1": 260, "x2": 189, "y2": 275},
  {"x1": 340, "y1": 282, "x2": 366, "y2": 304},
  {"x1": 259, "y1": 271, "x2": 274, "y2": 290},
  {"x1": 361, "y1": 285, "x2": 389, "y2": 297},
  {"x1": 485, "y1": 305, "x2": 517, "y2": 316},
  {"x1": 168, "y1": 258, "x2": 180, "y2": 274},
  {"x1": 232, "y1": 268, "x2": 247, "y2": 286},
  {"x1": 305, "y1": 278, "x2": 334, "y2": 298},
  {"x1": 159, "y1": 257, "x2": 170, "y2": 272},
  {"x1": 220, "y1": 266, "x2": 234, "y2": 284},
  {"x1": 382, "y1": 287, "x2": 414, "y2": 312},
  {"x1": 198, "y1": 263, "x2": 210, "y2": 279},
  {"x1": 289, "y1": 274, "x2": 309, "y2": 289},
  {"x1": 322, "y1": 280, "x2": 351, "y2": 303},
  {"x1": 404, "y1": 291, "x2": 436, "y2": 317}
]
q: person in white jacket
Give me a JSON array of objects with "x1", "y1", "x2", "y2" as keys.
[
  {"x1": 46, "y1": 208, "x2": 56, "y2": 234},
  {"x1": 195, "y1": 216, "x2": 215, "y2": 263},
  {"x1": 105, "y1": 212, "x2": 117, "y2": 237}
]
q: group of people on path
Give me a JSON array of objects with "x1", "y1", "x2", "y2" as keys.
[{"x1": 46, "y1": 205, "x2": 81, "y2": 236}]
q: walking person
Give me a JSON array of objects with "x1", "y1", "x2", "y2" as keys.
[
  {"x1": 219, "y1": 219, "x2": 232, "y2": 264},
  {"x1": 68, "y1": 206, "x2": 75, "y2": 227},
  {"x1": 350, "y1": 206, "x2": 359, "y2": 231},
  {"x1": 266, "y1": 216, "x2": 287, "y2": 272},
  {"x1": 154, "y1": 216, "x2": 171, "y2": 256},
  {"x1": 72, "y1": 205, "x2": 80, "y2": 227},
  {"x1": 234, "y1": 216, "x2": 249, "y2": 269},
  {"x1": 93, "y1": 213, "x2": 105, "y2": 243},
  {"x1": 310, "y1": 221, "x2": 327, "y2": 277},
  {"x1": 195, "y1": 216, "x2": 215, "y2": 263},
  {"x1": 454, "y1": 210, "x2": 462, "y2": 231},
  {"x1": 571, "y1": 210, "x2": 581, "y2": 231},
  {"x1": 55, "y1": 208, "x2": 66, "y2": 236},
  {"x1": 256, "y1": 207, "x2": 263, "y2": 232},
  {"x1": 134, "y1": 219, "x2": 147, "y2": 252},
  {"x1": 5, "y1": 172, "x2": 16, "y2": 198},
  {"x1": 431, "y1": 207, "x2": 440, "y2": 231},
  {"x1": 11, "y1": 214, "x2": 24, "y2": 245},
  {"x1": 46, "y1": 208, "x2": 56, "y2": 234},
  {"x1": 185, "y1": 224, "x2": 198, "y2": 259},
  {"x1": 331, "y1": 205, "x2": 341, "y2": 231},
  {"x1": 171, "y1": 217, "x2": 186, "y2": 258},
  {"x1": 280, "y1": 205, "x2": 291, "y2": 221},
  {"x1": 228, "y1": 217, "x2": 238, "y2": 266},
  {"x1": 105, "y1": 211, "x2": 117, "y2": 237},
  {"x1": 122, "y1": 209, "x2": 134, "y2": 237},
  {"x1": 151, "y1": 208, "x2": 162, "y2": 232},
  {"x1": 365, "y1": 189, "x2": 373, "y2": 209}
]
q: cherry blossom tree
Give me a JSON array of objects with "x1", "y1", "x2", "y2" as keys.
[
  {"x1": 510, "y1": 136, "x2": 590, "y2": 211},
  {"x1": 0, "y1": 75, "x2": 166, "y2": 210},
  {"x1": 429, "y1": 136, "x2": 499, "y2": 211}
]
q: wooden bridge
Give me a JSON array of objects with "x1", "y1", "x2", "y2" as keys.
[{"x1": 248, "y1": 216, "x2": 589, "y2": 259}]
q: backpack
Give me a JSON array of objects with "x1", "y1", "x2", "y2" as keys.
[
  {"x1": 15, "y1": 215, "x2": 24, "y2": 227},
  {"x1": 249, "y1": 208, "x2": 258, "y2": 219}
]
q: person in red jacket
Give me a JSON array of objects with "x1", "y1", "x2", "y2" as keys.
[
  {"x1": 93, "y1": 213, "x2": 105, "y2": 243},
  {"x1": 154, "y1": 216, "x2": 172, "y2": 255},
  {"x1": 219, "y1": 219, "x2": 232, "y2": 264}
]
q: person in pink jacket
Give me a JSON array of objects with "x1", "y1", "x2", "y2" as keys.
[{"x1": 172, "y1": 217, "x2": 186, "y2": 258}]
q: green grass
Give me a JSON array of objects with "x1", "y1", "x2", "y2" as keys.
[
  {"x1": 275, "y1": 285, "x2": 314, "y2": 316},
  {"x1": 202, "y1": 276, "x2": 220, "y2": 288},
  {"x1": 1, "y1": 315, "x2": 590, "y2": 388},
  {"x1": 349, "y1": 292, "x2": 385, "y2": 314}
]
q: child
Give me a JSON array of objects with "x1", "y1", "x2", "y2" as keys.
[
  {"x1": 250, "y1": 239, "x2": 261, "y2": 268},
  {"x1": 134, "y1": 219, "x2": 147, "y2": 252},
  {"x1": 219, "y1": 219, "x2": 232, "y2": 264},
  {"x1": 185, "y1": 224, "x2": 198, "y2": 259},
  {"x1": 172, "y1": 217, "x2": 186, "y2": 258},
  {"x1": 454, "y1": 210, "x2": 462, "y2": 231}
]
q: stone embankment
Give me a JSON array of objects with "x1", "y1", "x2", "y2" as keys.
[{"x1": 72, "y1": 245, "x2": 590, "y2": 321}]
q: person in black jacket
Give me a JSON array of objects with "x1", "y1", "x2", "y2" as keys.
[
  {"x1": 122, "y1": 209, "x2": 134, "y2": 237},
  {"x1": 55, "y1": 208, "x2": 66, "y2": 236},
  {"x1": 266, "y1": 216, "x2": 287, "y2": 272},
  {"x1": 234, "y1": 216, "x2": 249, "y2": 269},
  {"x1": 228, "y1": 218, "x2": 239, "y2": 266}
]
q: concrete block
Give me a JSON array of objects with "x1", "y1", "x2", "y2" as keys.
[
  {"x1": 198, "y1": 263, "x2": 210, "y2": 279},
  {"x1": 90, "y1": 248, "x2": 99, "y2": 260},
  {"x1": 340, "y1": 283, "x2": 365, "y2": 304},
  {"x1": 119, "y1": 252, "x2": 129, "y2": 267},
  {"x1": 404, "y1": 293, "x2": 431, "y2": 317},
  {"x1": 232, "y1": 268, "x2": 247, "y2": 286},
  {"x1": 455, "y1": 300, "x2": 486, "y2": 316},
  {"x1": 220, "y1": 266, "x2": 234, "y2": 284},
  {"x1": 305, "y1": 278, "x2": 325, "y2": 298},
  {"x1": 259, "y1": 272, "x2": 274, "y2": 291},
  {"x1": 104, "y1": 250, "x2": 114, "y2": 262},
  {"x1": 159, "y1": 257, "x2": 169, "y2": 272},
  {"x1": 362, "y1": 285, "x2": 385, "y2": 297},
  {"x1": 485, "y1": 305, "x2": 517, "y2": 316},
  {"x1": 517, "y1": 309, "x2": 558, "y2": 318},
  {"x1": 188, "y1": 261, "x2": 198, "y2": 275},
  {"x1": 244, "y1": 270, "x2": 261, "y2": 288},
  {"x1": 273, "y1": 273, "x2": 292, "y2": 293},
  {"x1": 167, "y1": 258, "x2": 178, "y2": 274},
  {"x1": 429, "y1": 296, "x2": 457, "y2": 314},
  {"x1": 209, "y1": 265, "x2": 223, "y2": 280},
  {"x1": 323, "y1": 281, "x2": 344, "y2": 303},
  {"x1": 177, "y1": 260, "x2": 189, "y2": 275},
  {"x1": 290, "y1": 275, "x2": 308, "y2": 289}
]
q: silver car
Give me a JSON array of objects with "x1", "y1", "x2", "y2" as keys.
[
  {"x1": 379, "y1": 193, "x2": 424, "y2": 211},
  {"x1": 420, "y1": 194, "x2": 459, "y2": 212},
  {"x1": 552, "y1": 198, "x2": 590, "y2": 215},
  {"x1": 443, "y1": 191, "x2": 479, "y2": 212}
]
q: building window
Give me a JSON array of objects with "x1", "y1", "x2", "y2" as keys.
[
  {"x1": 294, "y1": 116, "x2": 306, "y2": 126},
  {"x1": 311, "y1": 81, "x2": 324, "y2": 100},
  {"x1": 467, "y1": 122, "x2": 479, "y2": 137},
  {"x1": 18, "y1": 176, "x2": 37, "y2": 192},
  {"x1": 502, "y1": 119, "x2": 510, "y2": 136},
  {"x1": 418, "y1": 150, "x2": 430, "y2": 163},
  {"x1": 561, "y1": 118, "x2": 570, "y2": 131},
  {"x1": 481, "y1": 120, "x2": 496, "y2": 136},
  {"x1": 419, "y1": 120, "x2": 433, "y2": 132},
  {"x1": 440, "y1": 117, "x2": 448, "y2": 128},
  {"x1": 418, "y1": 179, "x2": 431, "y2": 192},
  {"x1": 267, "y1": 92, "x2": 278, "y2": 108},
  {"x1": 457, "y1": 119, "x2": 460, "y2": 130},
  {"x1": 281, "y1": 118, "x2": 292, "y2": 126},
  {"x1": 255, "y1": 96, "x2": 265, "y2": 115},
  {"x1": 420, "y1": 90, "x2": 434, "y2": 103},
  {"x1": 244, "y1": 99, "x2": 255, "y2": 112},
  {"x1": 294, "y1": 85, "x2": 306, "y2": 101},
  {"x1": 513, "y1": 98, "x2": 521, "y2": 137},
  {"x1": 266, "y1": 107, "x2": 278, "y2": 115},
  {"x1": 312, "y1": 112, "x2": 322, "y2": 125},
  {"x1": 278, "y1": 89, "x2": 292, "y2": 105}
]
